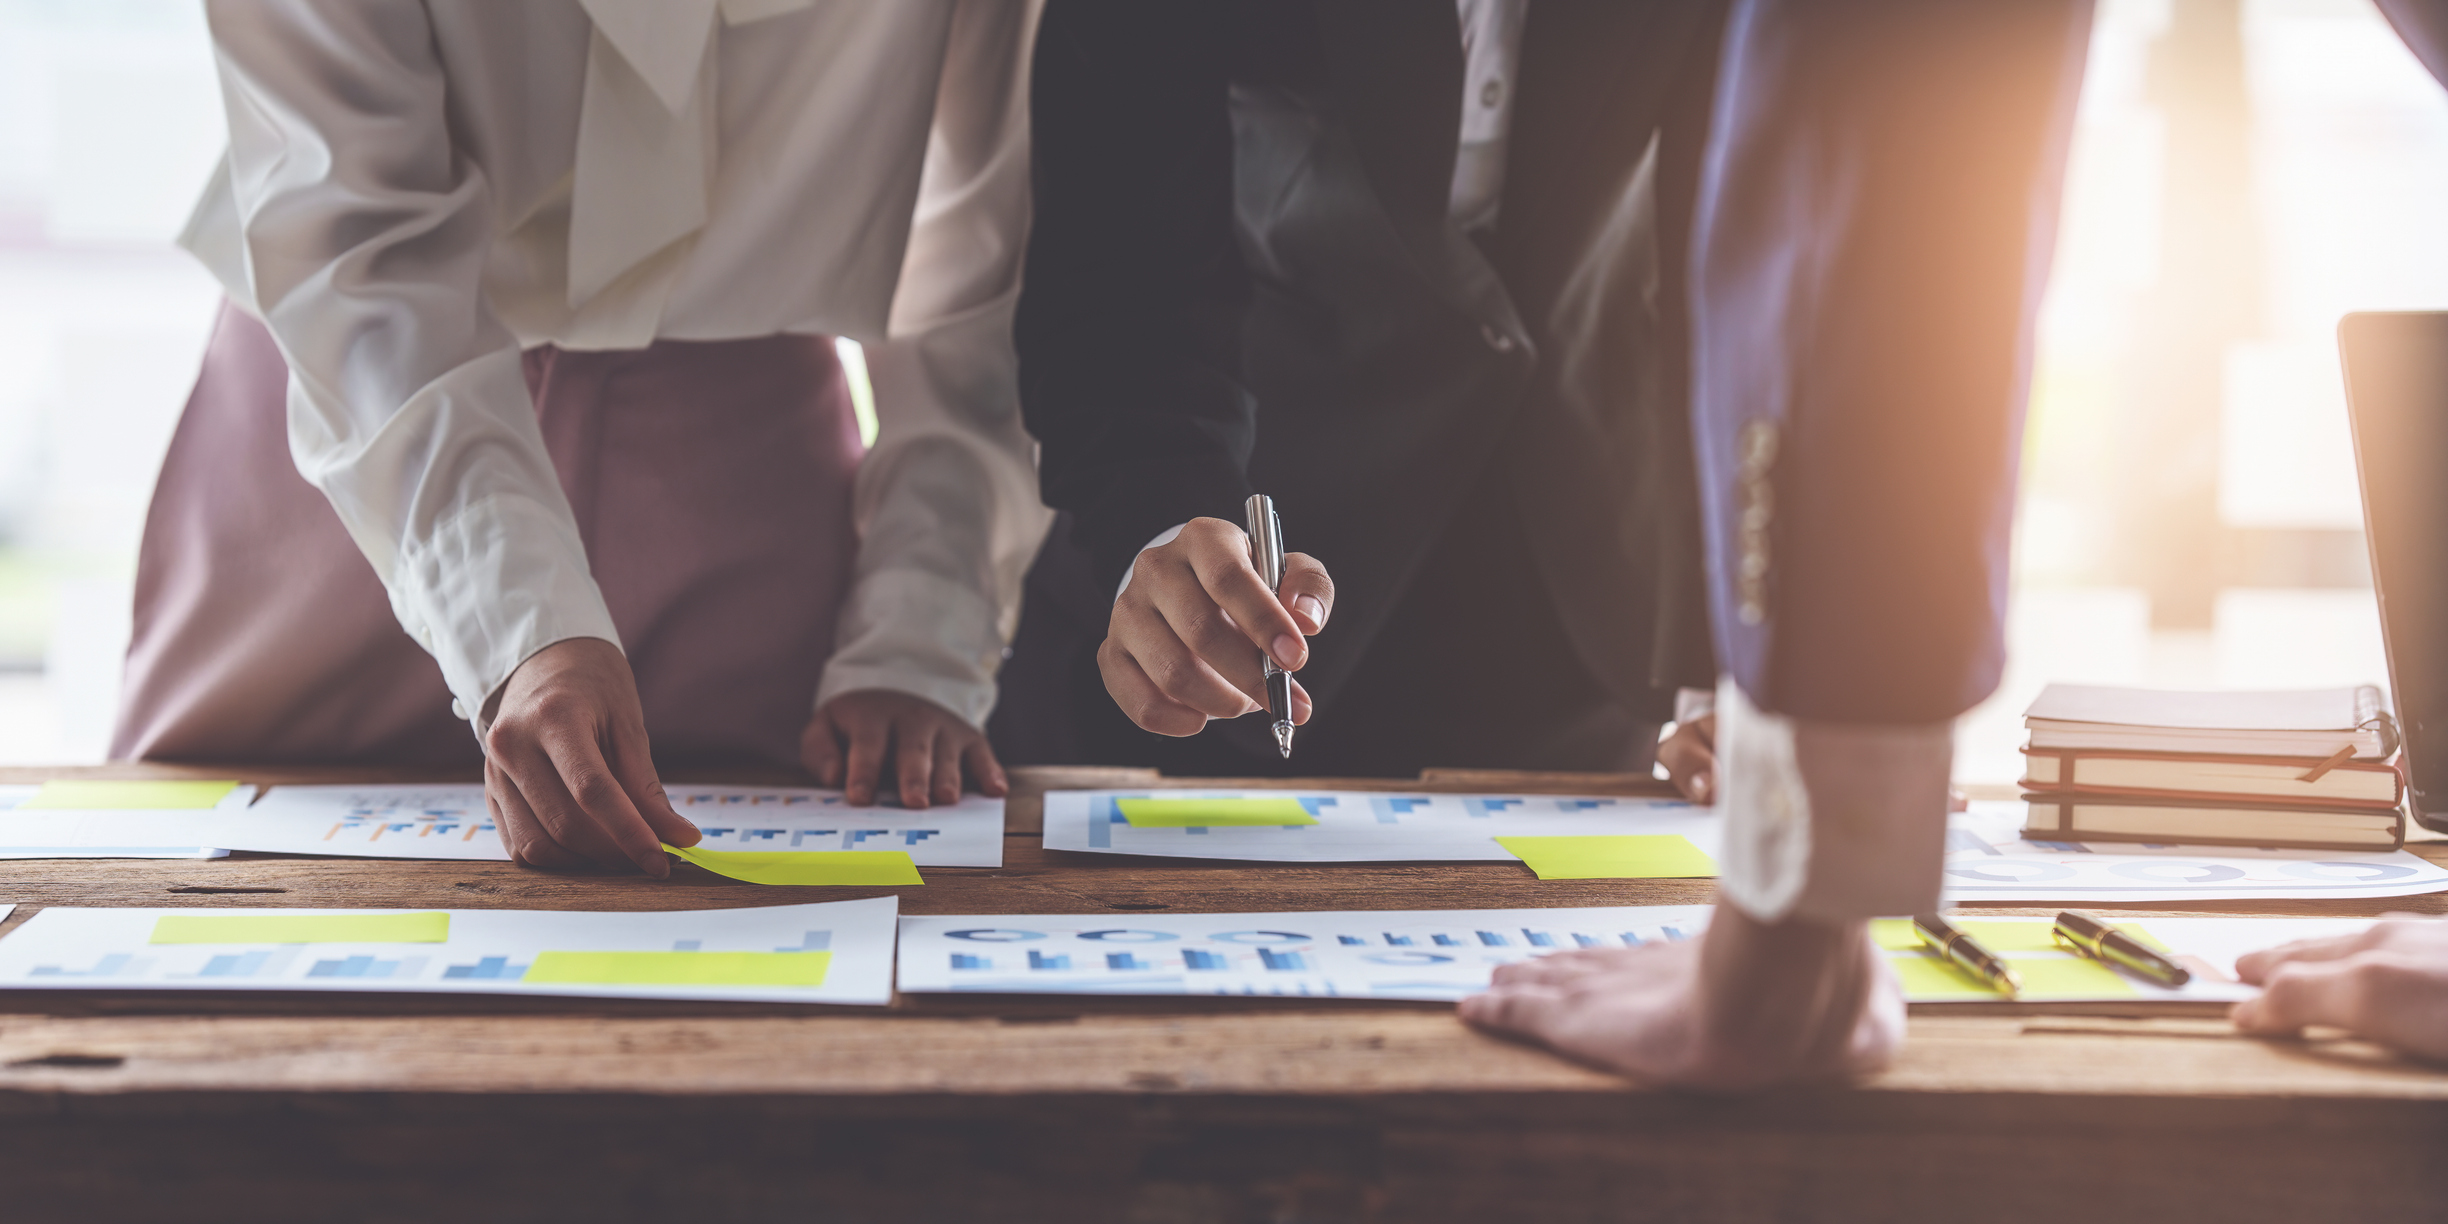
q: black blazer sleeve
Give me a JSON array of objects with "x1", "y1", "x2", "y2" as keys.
[{"x1": 1015, "y1": 0, "x2": 1255, "y2": 593}]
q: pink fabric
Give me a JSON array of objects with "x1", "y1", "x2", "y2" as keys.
[{"x1": 112, "y1": 304, "x2": 863, "y2": 768}]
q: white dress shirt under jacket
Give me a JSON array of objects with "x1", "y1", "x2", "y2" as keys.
[{"x1": 183, "y1": 0, "x2": 1051, "y2": 732}]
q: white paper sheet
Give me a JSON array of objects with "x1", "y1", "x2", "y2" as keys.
[
  {"x1": 1941, "y1": 802, "x2": 2448, "y2": 903},
  {"x1": 1040, "y1": 789, "x2": 1715, "y2": 863},
  {"x1": 897, "y1": 906, "x2": 1715, "y2": 999},
  {"x1": 206, "y1": 783, "x2": 1005, "y2": 867},
  {"x1": 897, "y1": 907, "x2": 2377, "y2": 1005},
  {"x1": 0, "y1": 785, "x2": 251, "y2": 860},
  {"x1": 0, "y1": 898, "x2": 897, "y2": 1005}
]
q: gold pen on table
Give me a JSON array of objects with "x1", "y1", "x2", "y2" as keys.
[
  {"x1": 2052, "y1": 909, "x2": 2191, "y2": 987},
  {"x1": 1912, "y1": 913, "x2": 2024, "y2": 999},
  {"x1": 1243, "y1": 494, "x2": 1296, "y2": 758}
]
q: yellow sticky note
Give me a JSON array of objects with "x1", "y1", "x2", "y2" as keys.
[
  {"x1": 1890, "y1": 954, "x2": 2001, "y2": 1000},
  {"x1": 1117, "y1": 797, "x2": 1319, "y2": 827},
  {"x1": 23, "y1": 780, "x2": 239, "y2": 810},
  {"x1": 2010, "y1": 956, "x2": 2138, "y2": 999},
  {"x1": 151, "y1": 912, "x2": 449, "y2": 944},
  {"x1": 1889, "y1": 952, "x2": 2141, "y2": 1001},
  {"x1": 1494, "y1": 834, "x2": 1718, "y2": 880},
  {"x1": 664, "y1": 843, "x2": 922, "y2": 886},
  {"x1": 524, "y1": 950, "x2": 832, "y2": 987},
  {"x1": 1953, "y1": 920, "x2": 2065, "y2": 954},
  {"x1": 1870, "y1": 919, "x2": 1923, "y2": 951}
]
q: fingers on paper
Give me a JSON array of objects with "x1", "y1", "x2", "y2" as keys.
[
  {"x1": 964, "y1": 736, "x2": 1009, "y2": 798},
  {"x1": 801, "y1": 709, "x2": 847, "y2": 789},
  {"x1": 2235, "y1": 952, "x2": 2415, "y2": 1035},
  {"x1": 487, "y1": 762, "x2": 581, "y2": 871},
  {"x1": 1458, "y1": 981, "x2": 1572, "y2": 1037},
  {"x1": 1657, "y1": 714, "x2": 1718, "y2": 804},
  {"x1": 894, "y1": 720, "x2": 941, "y2": 811}
]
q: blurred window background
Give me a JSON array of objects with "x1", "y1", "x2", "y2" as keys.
[{"x1": 0, "y1": 0, "x2": 2442, "y2": 777}]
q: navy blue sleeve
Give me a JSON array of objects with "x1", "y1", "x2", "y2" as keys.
[{"x1": 1690, "y1": 0, "x2": 2095, "y2": 722}]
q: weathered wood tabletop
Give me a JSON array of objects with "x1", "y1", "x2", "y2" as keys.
[{"x1": 2, "y1": 762, "x2": 2444, "y2": 1223}]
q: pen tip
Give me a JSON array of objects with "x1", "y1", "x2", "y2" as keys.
[{"x1": 1274, "y1": 721, "x2": 1294, "y2": 759}]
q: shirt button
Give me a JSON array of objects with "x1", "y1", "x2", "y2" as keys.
[
  {"x1": 1481, "y1": 78, "x2": 1504, "y2": 109},
  {"x1": 451, "y1": 699, "x2": 468, "y2": 721},
  {"x1": 1480, "y1": 323, "x2": 1517, "y2": 354}
]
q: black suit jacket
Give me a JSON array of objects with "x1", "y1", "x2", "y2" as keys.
[{"x1": 1017, "y1": 0, "x2": 1725, "y2": 729}]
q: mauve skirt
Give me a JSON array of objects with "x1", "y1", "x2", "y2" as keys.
[{"x1": 110, "y1": 303, "x2": 863, "y2": 769}]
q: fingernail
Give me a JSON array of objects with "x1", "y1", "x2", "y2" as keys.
[
  {"x1": 1295, "y1": 595, "x2": 1325, "y2": 629},
  {"x1": 1272, "y1": 634, "x2": 1303, "y2": 667}
]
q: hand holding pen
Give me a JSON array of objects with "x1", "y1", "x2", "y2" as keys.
[{"x1": 1097, "y1": 512, "x2": 1333, "y2": 739}]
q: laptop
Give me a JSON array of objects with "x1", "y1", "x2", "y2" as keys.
[{"x1": 2341, "y1": 311, "x2": 2448, "y2": 833}]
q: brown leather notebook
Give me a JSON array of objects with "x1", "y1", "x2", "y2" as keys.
[
  {"x1": 2020, "y1": 747, "x2": 2404, "y2": 810},
  {"x1": 2021, "y1": 793, "x2": 2407, "y2": 852}
]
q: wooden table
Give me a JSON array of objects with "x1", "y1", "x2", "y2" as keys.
[{"x1": 3, "y1": 763, "x2": 2446, "y2": 1223}]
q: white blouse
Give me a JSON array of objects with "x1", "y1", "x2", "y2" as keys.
[{"x1": 182, "y1": 0, "x2": 1051, "y2": 730}]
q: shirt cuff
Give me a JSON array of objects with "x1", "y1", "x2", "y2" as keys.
[
  {"x1": 1714, "y1": 676, "x2": 1952, "y2": 923},
  {"x1": 817, "y1": 568, "x2": 1007, "y2": 729},
  {"x1": 1113, "y1": 523, "x2": 1188, "y2": 602},
  {"x1": 1673, "y1": 686, "x2": 1717, "y2": 727},
  {"x1": 389, "y1": 492, "x2": 623, "y2": 731}
]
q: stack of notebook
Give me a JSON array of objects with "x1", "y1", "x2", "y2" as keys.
[{"x1": 2020, "y1": 683, "x2": 2405, "y2": 851}]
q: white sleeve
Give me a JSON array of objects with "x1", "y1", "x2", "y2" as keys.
[
  {"x1": 815, "y1": 0, "x2": 1054, "y2": 728},
  {"x1": 1714, "y1": 677, "x2": 1953, "y2": 922},
  {"x1": 206, "y1": 1, "x2": 618, "y2": 723}
]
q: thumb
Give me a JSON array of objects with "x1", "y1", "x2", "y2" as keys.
[
  {"x1": 1280, "y1": 552, "x2": 1334, "y2": 635},
  {"x1": 612, "y1": 721, "x2": 700, "y2": 848},
  {"x1": 801, "y1": 707, "x2": 846, "y2": 788}
]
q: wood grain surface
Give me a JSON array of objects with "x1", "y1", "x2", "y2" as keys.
[{"x1": 1, "y1": 763, "x2": 2443, "y2": 1223}]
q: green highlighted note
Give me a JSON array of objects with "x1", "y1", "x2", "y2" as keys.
[
  {"x1": 1887, "y1": 952, "x2": 2139, "y2": 1001},
  {"x1": 664, "y1": 844, "x2": 923, "y2": 886},
  {"x1": 524, "y1": 950, "x2": 832, "y2": 987},
  {"x1": 1494, "y1": 834, "x2": 1718, "y2": 880},
  {"x1": 23, "y1": 780, "x2": 239, "y2": 810},
  {"x1": 151, "y1": 912, "x2": 450, "y2": 945},
  {"x1": 1117, "y1": 797, "x2": 1318, "y2": 827}
]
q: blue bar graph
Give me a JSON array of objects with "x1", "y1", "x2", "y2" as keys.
[
  {"x1": 950, "y1": 953, "x2": 989, "y2": 970},
  {"x1": 1573, "y1": 934, "x2": 1602, "y2": 948},
  {"x1": 30, "y1": 953, "x2": 136, "y2": 978},
  {"x1": 1337, "y1": 935, "x2": 1366, "y2": 946},
  {"x1": 1662, "y1": 927, "x2": 1687, "y2": 941},
  {"x1": 1258, "y1": 949, "x2": 1307, "y2": 971},
  {"x1": 1106, "y1": 953, "x2": 1149, "y2": 970},
  {"x1": 1475, "y1": 931, "x2": 1509, "y2": 947},
  {"x1": 776, "y1": 930, "x2": 831, "y2": 953},
  {"x1": 1465, "y1": 798, "x2": 1524, "y2": 816},
  {"x1": 900, "y1": 830, "x2": 940, "y2": 845},
  {"x1": 200, "y1": 950, "x2": 273, "y2": 978},
  {"x1": 1028, "y1": 951, "x2": 1071, "y2": 970},
  {"x1": 1432, "y1": 934, "x2": 1464, "y2": 947},
  {"x1": 307, "y1": 955, "x2": 411, "y2": 979},
  {"x1": 741, "y1": 828, "x2": 786, "y2": 842},
  {"x1": 789, "y1": 829, "x2": 840, "y2": 847},
  {"x1": 442, "y1": 956, "x2": 522, "y2": 980},
  {"x1": 1184, "y1": 949, "x2": 1228, "y2": 971},
  {"x1": 1383, "y1": 933, "x2": 1413, "y2": 946},
  {"x1": 1523, "y1": 930, "x2": 1555, "y2": 948},
  {"x1": 1619, "y1": 933, "x2": 1645, "y2": 946}
]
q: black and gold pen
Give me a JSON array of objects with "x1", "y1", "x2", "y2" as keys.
[
  {"x1": 2052, "y1": 909, "x2": 2191, "y2": 987},
  {"x1": 1913, "y1": 913, "x2": 2024, "y2": 999}
]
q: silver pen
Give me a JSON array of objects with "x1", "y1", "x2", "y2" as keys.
[{"x1": 1243, "y1": 494, "x2": 1296, "y2": 758}]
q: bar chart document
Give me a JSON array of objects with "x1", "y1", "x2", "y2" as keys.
[
  {"x1": 1942, "y1": 802, "x2": 2448, "y2": 903},
  {"x1": 0, "y1": 898, "x2": 897, "y2": 1005},
  {"x1": 204, "y1": 784, "x2": 1005, "y2": 866},
  {"x1": 1039, "y1": 790, "x2": 1716, "y2": 863},
  {"x1": 0, "y1": 783, "x2": 255, "y2": 860},
  {"x1": 898, "y1": 906, "x2": 1716, "y2": 999},
  {"x1": 899, "y1": 907, "x2": 2368, "y2": 1005}
]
